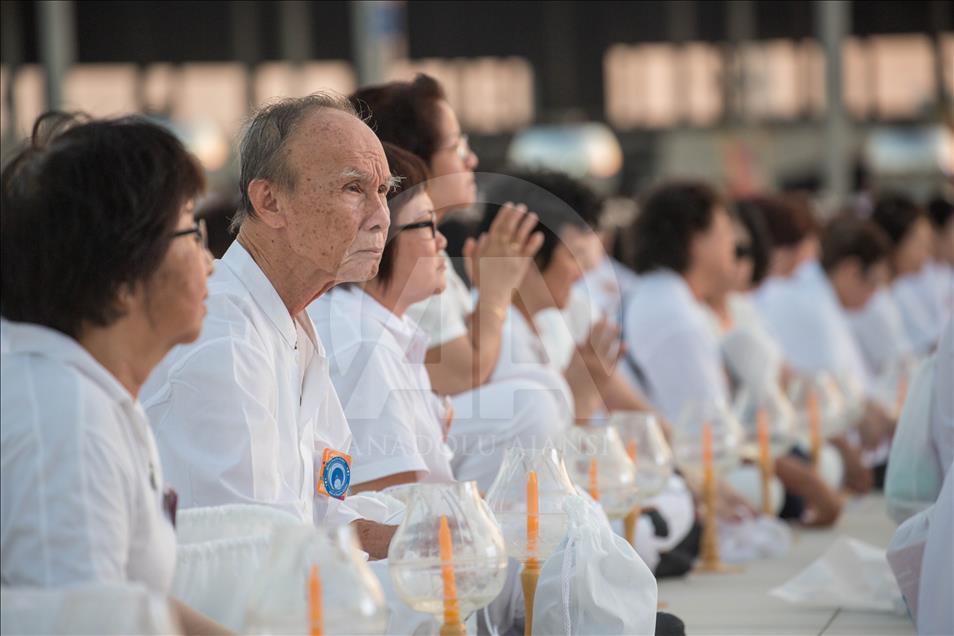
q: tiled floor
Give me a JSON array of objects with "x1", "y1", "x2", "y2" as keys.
[{"x1": 656, "y1": 494, "x2": 915, "y2": 636}]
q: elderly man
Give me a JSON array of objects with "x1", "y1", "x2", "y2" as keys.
[{"x1": 141, "y1": 93, "x2": 396, "y2": 556}]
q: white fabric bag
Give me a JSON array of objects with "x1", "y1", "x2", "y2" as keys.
[
  {"x1": 173, "y1": 504, "x2": 300, "y2": 630},
  {"x1": 532, "y1": 496, "x2": 657, "y2": 635},
  {"x1": 0, "y1": 583, "x2": 178, "y2": 635},
  {"x1": 885, "y1": 356, "x2": 943, "y2": 524}
]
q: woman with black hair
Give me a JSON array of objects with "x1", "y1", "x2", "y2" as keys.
[
  {"x1": 872, "y1": 193, "x2": 947, "y2": 353},
  {"x1": 1, "y1": 113, "x2": 226, "y2": 634}
]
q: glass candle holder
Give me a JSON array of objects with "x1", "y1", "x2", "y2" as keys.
[{"x1": 387, "y1": 481, "x2": 508, "y2": 633}]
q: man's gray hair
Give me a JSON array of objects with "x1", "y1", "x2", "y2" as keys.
[{"x1": 232, "y1": 92, "x2": 359, "y2": 233}]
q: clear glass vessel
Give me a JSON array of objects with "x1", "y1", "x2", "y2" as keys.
[
  {"x1": 485, "y1": 446, "x2": 577, "y2": 563},
  {"x1": 387, "y1": 481, "x2": 508, "y2": 619}
]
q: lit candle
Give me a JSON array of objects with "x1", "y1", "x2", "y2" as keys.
[
  {"x1": 309, "y1": 564, "x2": 323, "y2": 636},
  {"x1": 588, "y1": 457, "x2": 600, "y2": 501},
  {"x1": 526, "y1": 470, "x2": 539, "y2": 561},
  {"x1": 807, "y1": 388, "x2": 821, "y2": 467},
  {"x1": 438, "y1": 515, "x2": 461, "y2": 627},
  {"x1": 757, "y1": 408, "x2": 773, "y2": 516},
  {"x1": 757, "y1": 409, "x2": 770, "y2": 467}
]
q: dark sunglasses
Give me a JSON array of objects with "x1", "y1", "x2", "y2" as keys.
[{"x1": 735, "y1": 243, "x2": 754, "y2": 260}]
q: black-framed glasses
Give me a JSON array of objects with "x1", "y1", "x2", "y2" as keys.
[
  {"x1": 172, "y1": 218, "x2": 208, "y2": 250},
  {"x1": 439, "y1": 133, "x2": 470, "y2": 161},
  {"x1": 735, "y1": 243, "x2": 753, "y2": 260},
  {"x1": 393, "y1": 211, "x2": 437, "y2": 239}
]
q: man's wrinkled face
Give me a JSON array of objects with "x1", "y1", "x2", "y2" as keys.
[{"x1": 276, "y1": 109, "x2": 391, "y2": 284}]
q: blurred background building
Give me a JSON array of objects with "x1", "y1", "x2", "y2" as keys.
[{"x1": 1, "y1": 0, "x2": 952, "y2": 211}]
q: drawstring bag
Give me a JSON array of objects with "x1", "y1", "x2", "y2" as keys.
[
  {"x1": 533, "y1": 495, "x2": 657, "y2": 635},
  {"x1": 885, "y1": 356, "x2": 942, "y2": 524},
  {"x1": 173, "y1": 505, "x2": 300, "y2": 630}
]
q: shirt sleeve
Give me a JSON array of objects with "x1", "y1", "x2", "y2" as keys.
[{"x1": 330, "y1": 343, "x2": 430, "y2": 485}]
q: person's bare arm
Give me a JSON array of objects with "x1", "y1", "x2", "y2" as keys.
[
  {"x1": 350, "y1": 471, "x2": 420, "y2": 495},
  {"x1": 829, "y1": 434, "x2": 874, "y2": 494},
  {"x1": 774, "y1": 454, "x2": 842, "y2": 526},
  {"x1": 564, "y1": 320, "x2": 622, "y2": 423},
  {"x1": 424, "y1": 304, "x2": 507, "y2": 395},
  {"x1": 171, "y1": 598, "x2": 233, "y2": 635},
  {"x1": 598, "y1": 369, "x2": 654, "y2": 412},
  {"x1": 352, "y1": 519, "x2": 397, "y2": 560},
  {"x1": 423, "y1": 205, "x2": 543, "y2": 395}
]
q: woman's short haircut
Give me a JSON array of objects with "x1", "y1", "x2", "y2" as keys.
[
  {"x1": 820, "y1": 215, "x2": 892, "y2": 274},
  {"x1": 350, "y1": 74, "x2": 447, "y2": 166},
  {"x1": 734, "y1": 198, "x2": 774, "y2": 286},
  {"x1": 871, "y1": 192, "x2": 925, "y2": 247},
  {"x1": 1, "y1": 112, "x2": 205, "y2": 338},
  {"x1": 927, "y1": 194, "x2": 954, "y2": 230},
  {"x1": 374, "y1": 142, "x2": 431, "y2": 288},
  {"x1": 479, "y1": 169, "x2": 601, "y2": 271},
  {"x1": 747, "y1": 193, "x2": 818, "y2": 248},
  {"x1": 631, "y1": 180, "x2": 723, "y2": 275}
]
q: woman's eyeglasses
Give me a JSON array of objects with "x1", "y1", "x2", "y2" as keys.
[
  {"x1": 393, "y1": 211, "x2": 437, "y2": 239},
  {"x1": 172, "y1": 218, "x2": 208, "y2": 251},
  {"x1": 735, "y1": 243, "x2": 753, "y2": 260}
]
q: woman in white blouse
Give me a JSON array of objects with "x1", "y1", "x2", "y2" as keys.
[
  {"x1": 312, "y1": 144, "x2": 455, "y2": 491},
  {"x1": 871, "y1": 193, "x2": 946, "y2": 354},
  {"x1": 705, "y1": 202, "x2": 842, "y2": 526},
  {"x1": 0, "y1": 114, "x2": 225, "y2": 634}
]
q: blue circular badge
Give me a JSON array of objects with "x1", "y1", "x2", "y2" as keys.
[{"x1": 323, "y1": 456, "x2": 351, "y2": 499}]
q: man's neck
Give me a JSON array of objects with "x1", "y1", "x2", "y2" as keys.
[{"x1": 237, "y1": 228, "x2": 335, "y2": 317}]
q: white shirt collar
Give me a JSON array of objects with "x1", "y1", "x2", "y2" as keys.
[
  {"x1": 3, "y1": 320, "x2": 134, "y2": 406},
  {"x1": 218, "y1": 240, "x2": 298, "y2": 350}
]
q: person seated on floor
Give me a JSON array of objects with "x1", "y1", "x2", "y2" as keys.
[
  {"x1": 141, "y1": 93, "x2": 397, "y2": 558},
  {"x1": 871, "y1": 193, "x2": 946, "y2": 354},
  {"x1": 351, "y1": 75, "x2": 567, "y2": 492},
  {"x1": 311, "y1": 144, "x2": 454, "y2": 492},
  {"x1": 1, "y1": 112, "x2": 227, "y2": 635},
  {"x1": 756, "y1": 213, "x2": 897, "y2": 492},
  {"x1": 620, "y1": 181, "x2": 763, "y2": 564},
  {"x1": 704, "y1": 200, "x2": 842, "y2": 527}
]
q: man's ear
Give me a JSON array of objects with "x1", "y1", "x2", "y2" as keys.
[{"x1": 247, "y1": 179, "x2": 287, "y2": 229}]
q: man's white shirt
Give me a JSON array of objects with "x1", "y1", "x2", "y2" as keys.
[{"x1": 141, "y1": 241, "x2": 359, "y2": 526}]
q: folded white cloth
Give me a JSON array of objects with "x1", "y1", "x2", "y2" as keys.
[
  {"x1": 718, "y1": 515, "x2": 792, "y2": 564},
  {"x1": 771, "y1": 537, "x2": 905, "y2": 614},
  {"x1": 722, "y1": 464, "x2": 785, "y2": 516}
]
